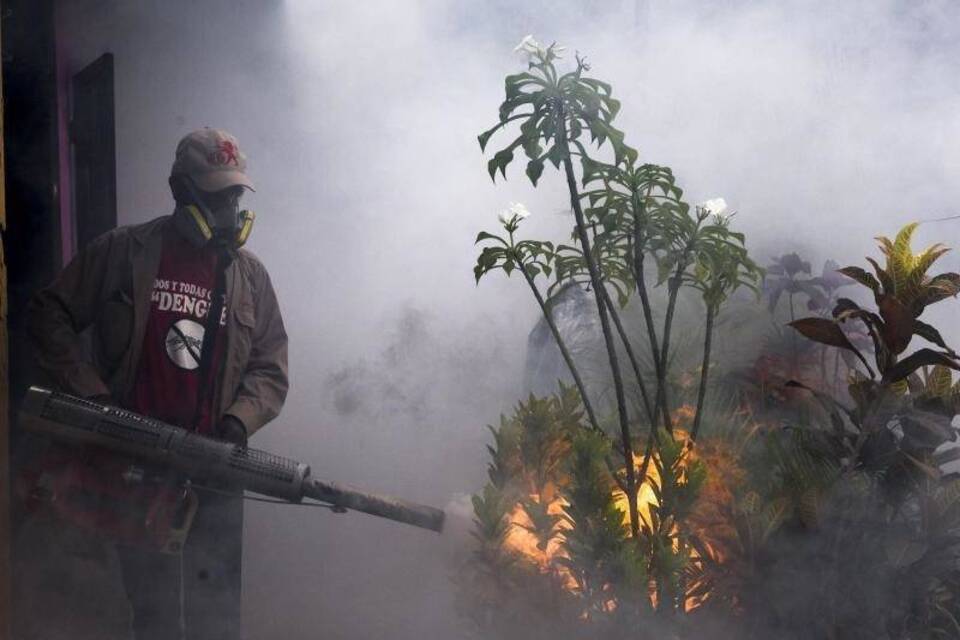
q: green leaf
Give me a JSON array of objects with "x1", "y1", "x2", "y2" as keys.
[
  {"x1": 579, "y1": 77, "x2": 612, "y2": 96},
  {"x1": 912, "y1": 244, "x2": 949, "y2": 282},
  {"x1": 499, "y1": 94, "x2": 537, "y2": 123},
  {"x1": 927, "y1": 364, "x2": 953, "y2": 397},
  {"x1": 602, "y1": 96, "x2": 621, "y2": 119},
  {"x1": 892, "y1": 222, "x2": 919, "y2": 272},
  {"x1": 546, "y1": 143, "x2": 565, "y2": 169},
  {"x1": 504, "y1": 72, "x2": 542, "y2": 100},
  {"x1": 487, "y1": 147, "x2": 515, "y2": 182},
  {"x1": 580, "y1": 154, "x2": 600, "y2": 186},
  {"x1": 520, "y1": 115, "x2": 542, "y2": 159},
  {"x1": 475, "y1": 231, "x2": 507, "y2": 246},
  {"x1": 477, "y1": 125, "x2": 499, "y2": 152},
  {"x1": 526, "y1": 158, "x2": 545, "y2": 186},
  {"x1": 586, "y1": 117, "x2": 606, "y2": 147}
]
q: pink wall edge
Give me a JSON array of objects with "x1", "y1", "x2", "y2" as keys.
[{"x1": 53, "y1": 0, "x2": 74, "y2": 266}]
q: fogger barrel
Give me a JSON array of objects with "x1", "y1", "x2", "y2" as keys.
[{"x1": 19, "y1": 387, "x2": 445, "y2": 533}]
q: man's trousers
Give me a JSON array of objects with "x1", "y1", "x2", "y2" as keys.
[{"x1": 118, "y1": 489, "x2": 244, "y2": 640}]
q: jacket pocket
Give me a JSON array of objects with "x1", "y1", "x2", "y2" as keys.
[
  {"x1": 232, "y1": 302, "x2": 257, "y2": 361},
  {"x1": 234, "y1": 302, "x2": 256, "y2": 331}
]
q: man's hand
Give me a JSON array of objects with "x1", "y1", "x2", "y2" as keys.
[{"x1": 217, "y1": 415, "x2": 248, "y2": 448}]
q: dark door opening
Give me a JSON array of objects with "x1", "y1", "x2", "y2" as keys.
[{"x1": 71, "y1": 52, "x2": 116, "y2": 252}]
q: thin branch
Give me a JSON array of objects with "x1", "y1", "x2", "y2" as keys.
[
  {"x1": 689, "y1": 304, "x2": 717, "y2": 443},
  {"x1": 600, "y1": 282, "x2": 655, "y2": 426}
]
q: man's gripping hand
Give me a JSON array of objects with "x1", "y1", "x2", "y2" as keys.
[{"x1": 217, "y1": 415, "x2": 248, "y2": 448}]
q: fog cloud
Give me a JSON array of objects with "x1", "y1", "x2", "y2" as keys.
[{"x1": 52, "y1": 0, "x2": 960, "y2": 637}]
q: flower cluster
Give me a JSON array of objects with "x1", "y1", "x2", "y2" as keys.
[
  {"x1": 699, "y1": 197, "x2": 734, "y2": 226},
  {"x1": 513, "y1": 34, "x2": 565, "y2": 64},
  {"x1": 498, "y1": 202, "x2": 531, "y2": 230}
]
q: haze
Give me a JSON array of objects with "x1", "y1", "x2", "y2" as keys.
[{"x1": 52, "y1": 1, "x2": 960, "y2": 637}]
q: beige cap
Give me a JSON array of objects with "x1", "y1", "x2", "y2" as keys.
[{"x1": 171, "y1": 128, "x2": 255, "y2": 192}]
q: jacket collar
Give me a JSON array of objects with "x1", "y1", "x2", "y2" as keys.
[{"x1": 130, "y1": 214, "x2": 171, "y2": 245}]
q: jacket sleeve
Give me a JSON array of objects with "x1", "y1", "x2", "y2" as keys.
[
  {"x1": 224, "y1": 264, "x2": 289, "y2": 436},
  {"x1": 26, "y1": 231, "x2": 121, "y2": 398}
]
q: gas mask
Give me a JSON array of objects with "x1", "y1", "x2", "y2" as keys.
[{"x1": 172, "y1": 175, "x2": 255, "y2": 249}]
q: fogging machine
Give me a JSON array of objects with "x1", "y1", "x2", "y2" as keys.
[{"x1": 19, "y1": 387, "x2": 445, "y2": 534}]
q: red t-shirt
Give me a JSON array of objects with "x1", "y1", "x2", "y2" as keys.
[{"x1": 130, "y1": 226, "x2": 227, "y2": 434}]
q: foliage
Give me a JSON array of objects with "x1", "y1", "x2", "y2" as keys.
[
  {"x1": 791, "y1": 223, "x2": 960, "y2": 383},
  {"x1": 785, "y1": 224, "x2": 960, "y2": 494},
  {"x1": 463, "y1": 36, "x2": 960, "y2": 640},
  {"x1": 559, "y1": 431, "x2": 648, "y2": 618},
  {"x1": 727, "y1": 222, "x2": 960, "y2": 638},
  {"x1": 477, "y1": 42, "x2": 634, "y2": 187},
  {"x1": 641, "y1": 431, "x2": 707, "y2": 613}
]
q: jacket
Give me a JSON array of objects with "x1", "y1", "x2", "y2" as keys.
[{"x1": 26, "y1": 215, "x2": 288, "y2": 436}]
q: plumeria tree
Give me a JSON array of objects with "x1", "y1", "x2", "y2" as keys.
[{"x1": 472, "y1": 35, "x2": 761, "y2": 619}]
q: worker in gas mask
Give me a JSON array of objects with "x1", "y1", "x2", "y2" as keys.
[{"x1": 21, "y1": 128, "x2": 289, "y2": 639}]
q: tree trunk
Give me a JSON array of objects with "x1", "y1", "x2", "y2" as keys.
[
  {"x1": 558, "y1": 115, "x2": 639, "y2": 538},
  {"x1": 690, "y1": 304, "x2": 716, "y2": 443}
]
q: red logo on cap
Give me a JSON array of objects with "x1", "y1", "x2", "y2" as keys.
[{"x1": 208, "y1": 140, "x2": 240, "y2": 167}]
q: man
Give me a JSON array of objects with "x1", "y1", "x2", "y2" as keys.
[{"x1": 24, "y1": 128, "x2": 288, "y2": 639}]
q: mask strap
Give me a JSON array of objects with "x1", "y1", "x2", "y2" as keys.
[{"x1": 179, "y1": 176, "x2": 218, "y2": 227}]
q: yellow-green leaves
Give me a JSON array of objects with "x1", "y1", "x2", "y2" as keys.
[{"x1": 871, "y1": 222, "x2": 958, "y2": 313}]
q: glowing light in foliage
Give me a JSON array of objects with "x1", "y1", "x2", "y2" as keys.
[
  {"x1": 501, "y1": 407, "x2": 736, "y2": 612},
  {"x1": 504, "y1": 498, "x2": 577, "y2": 591}
]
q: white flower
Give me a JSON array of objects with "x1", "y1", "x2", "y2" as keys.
[
  {"x1": 513, "y1": 35, "x2": 564, "y2": 61},
  {"x1": 513, "y1": 34, "x2": 542, "y2": 56},
  {"x1": 699, "y1": 197, "x2": 728, "y2": 217},
  {"x1": 498, "y1": 202, "x2": 532, "y2": 227},
  {"x1": 509, "y1": 202, "x2": 531, "y2": 220}
]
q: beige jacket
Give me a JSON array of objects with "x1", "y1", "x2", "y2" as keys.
[{"x1": 26, "y1": 215, "x2": 288, "y2": 436}]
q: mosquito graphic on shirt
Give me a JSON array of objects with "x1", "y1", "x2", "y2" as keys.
[
  {"x1": 165, "y1": 320, "x2": 205, "y2": 370},
  {"x1": 163, "y1": 293, "x2": 227, "y2": 370}
]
